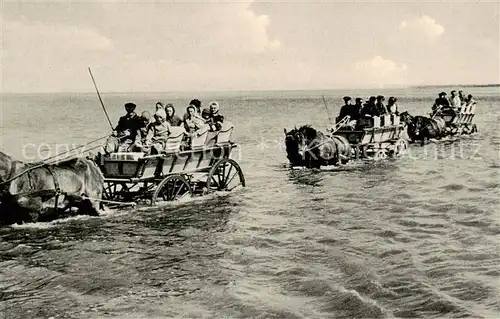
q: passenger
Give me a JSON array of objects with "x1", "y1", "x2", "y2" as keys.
[
  {"x1": 465, "y1": 94, "x2": 476, "y2": 107},
  {"x1": 155, "y1": 102, "x2": 165, "y2": 111},
  {"x1": 458, "y1": 90, "x2": 465, "y2": 105},
  {"x1": 131, "y1": 111, "x2": 153, "y2": 152},
  {"x1": 449, "y1": 90, "x2": 461, "y2": 108},
  {"x1": 387, "y1": 97, "x2": 399, "y2": 115},
  {"x1": 206, "y1": 101, "x2": 225, "y2": 131},
  {"x1": 201, "y1": 108, "x2": 211, "y2": 121},
  {"x1": 148, "y1": 109, "x2": 171, "y2": 154},
  {"x1": 352, "y1": 98, "x2": 363, "y2": 120},
  {"x1": 165, "y1": 103, "x2": 183, "y2": 126},
  {"x1": 375, "y1": 95, "x2": 387, "y2": 116},
  {"x1": 183, "y1": 104, "x2": 206, "y2": 133},
  {"x1": 104, "y1": 102, "x2": 141, "y2": 153},
  {"x1": 336, "y1": 96, "x2": 352, "y2": 123},
  {"x1": 360, "y1": 96, "x2": 377, "y2": 117},
  {"x1": 432, "y1": 92, "x2": 450, "y2": 114}
]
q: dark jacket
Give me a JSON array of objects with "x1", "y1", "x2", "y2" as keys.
[
  {"x1": 207, "y1": 113, "x2": 225, "y2": 131},
  {"x1": 115, "y1": 113, "x2": 141, "y2": 140},
  {"x1": 375, "y1": 102, "x2": 387, "y2": 116}
]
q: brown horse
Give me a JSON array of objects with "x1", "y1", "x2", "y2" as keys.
[
  {"x1": 0, "y1": 151, "x2": 104, "y2": 225},
  {"x1": 284, "y1": 125, "x2": 351, "y2": 168},
  {"x1": 400, "y1": 111, "x2": 446, "y2": 145}
]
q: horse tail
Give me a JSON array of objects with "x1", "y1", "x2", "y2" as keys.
[{"x1": 331, "y1": 135, "x2": 351, "y2": 164}]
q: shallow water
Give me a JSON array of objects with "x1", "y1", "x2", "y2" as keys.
[{"x1": 0, "y1": 86, "x2": 499, "y2": 318}]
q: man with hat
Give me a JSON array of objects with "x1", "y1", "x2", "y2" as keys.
[
  {"x1": 432, "y1": 92, "x2": 450, "y2": 115},
  {"x1": 104, "y1": 102, "x2": 142, "y2": 153},
  {"x1": 336, "y1": 96, "x2": 353, "y2": 123}
]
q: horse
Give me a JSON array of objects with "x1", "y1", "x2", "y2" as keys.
[
  {"x1": 284, "y1": 125, "x2": 350, "y2": 168},
  {"x1": 0, "y1": 151, "x2": 104, "y2": 225},
  {"x1": 400, "y1": 111, "x2": 446, "y2": 145}
]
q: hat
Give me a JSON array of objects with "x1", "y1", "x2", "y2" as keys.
[
  {"x1": 209, "y1": 101, "x2": 219, "y2": 108},
  {"x1": 124, "y1": 102, "x2": 136, "y2": 109},
  {"x1": 439, "y1": 92, "x2": 447, "y2": 96},
  {"x1": 154, "y1": 109, "x2": 166, "y2": 120},
  {"x1": 186, "y1": 104, "x2": 196, "y2": 112},
  {"x1": 189, "y1": 99, "x2": 201, "y2": 109},
  {"x1": 165, "y1": 103, "x2": 174, "y2": 108},
  {"x1": 343, "y1": 96, "x2": 352, "y2": 102},
  {"x1": 355, "y1": 97, "x2": 363, "y2": 103},
  {"x1": 388, "y1": 96, "x2": 397, "y2": 102},
  {"x1": 376, "y1": 95, "x2": 385, "y2": 101}
]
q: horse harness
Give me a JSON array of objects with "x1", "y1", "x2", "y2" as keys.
[{"x1": 1, "y1": 162, "x2": 66, "y2": 209}]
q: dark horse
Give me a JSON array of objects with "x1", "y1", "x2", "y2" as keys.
[
  {"x1": 400, "y1": 111, "x2": 446, "y2": 145},
  {"x1": 284, "y1": 125, "x2": 351, "y2": 168},
  {"x1": 0, "y1": 151, "x2": 104, "y2": 225}
]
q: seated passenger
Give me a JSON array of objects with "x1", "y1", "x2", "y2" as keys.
[
  {"x1": 104, "y1": 102, "x2": 141, "y2": 154},
  {"x1": 183, "y1": 99, "x2": 203, "y2": 122},
  {"x1": 458, "y1": 91, "x2": 465, "y2": 105},
  {"x1": 148, "y1": 110, "x2": 172, "y2": 154},
  {"x1": 449, "y1": 90, "x2": 461, "y2": 109},
  {"x1": 165, "y1": 103, "x2": 183, "y2": 126},
  {"x1": 183, "y1": 104, "x2": 206, "y2": 133},
  {"x1": 131, "y1": 111, "x2": 153, "y2": 152},
  {"x1": 206, "y1": 101, "x2": 224, "y2": 131},
  {"x1": 375, "y1": 95, "x2": 387, "y2": 116},
  {"x1": 464, "y1": 94, "x2": 476, "y2": 108},
  {"x1": 352, "y1": 98, "x2": 363, "y2": 121},
  {"x1": 360, "y1": 96, "x2": 377, "y2": 117},
  {"x1": 155, "y1": 102, "x2": 165, "y2": 111},
  {"x1": 432, "y1": 92, "x2": 450, "y2": 114},
  {"x1": 387, "y1": 97, "x2": 399, "y2": 115},
  {"x1": 336, "y1": 96, "x2": 352, "y2": 123}
]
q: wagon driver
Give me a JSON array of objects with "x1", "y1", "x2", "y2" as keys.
[{"x1": 104, "y1": 102, "x2": 142, "y2": 153}]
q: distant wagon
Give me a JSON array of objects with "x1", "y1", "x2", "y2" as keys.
[
  {"x1": 97, "y1": 123, "x2": 245, "y2": 206},
  {"x1": 429, "y1": 104, "x2": 478, "y2": 136}
]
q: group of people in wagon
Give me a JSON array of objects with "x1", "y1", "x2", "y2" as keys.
[
  {"x1": 431, "y1": 90, "x2": 476, "y2": 116},
  {"x1": 104, "y1": 99, "x2": 225, "y2": 154},
  {"x1": 335, "y1": 95, "x2": 400, "y2": 129}
]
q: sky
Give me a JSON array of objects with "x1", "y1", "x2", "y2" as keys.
[{"x1": 1, "y1": 0, "x2": 499, "y2": 93}]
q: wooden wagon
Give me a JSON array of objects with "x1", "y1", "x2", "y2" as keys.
[
  {"x1": 97, "y1": 123, "x2": 245, "y2": 206},
  {"x1": 430, "y1": 103, "x2": 478, "y2": 136},
  {"x1": 331, "y1": 114, "x2": 409, "y2": 161}
]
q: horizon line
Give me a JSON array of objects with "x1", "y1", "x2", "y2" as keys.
[{"x1": 1, "y1": 83, "x2": 498, "y2": 95}]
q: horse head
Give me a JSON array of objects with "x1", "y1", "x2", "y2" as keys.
[{"x1": 284, "y1": 127, "x2": 305, "y2": 166}]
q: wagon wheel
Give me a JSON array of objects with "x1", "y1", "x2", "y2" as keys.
[
  {"x1": 102, "y1": 182, "x2": 130, "y2": 201},
  {"x1": 206, "y1": 158, "x2": 246, "y2": 193},
  {"x1": 373, "y1": 150, "x2": 387, "y2": 161},
  {"x1": 390, "y1": 139, "x2": 409, "y2": 158},
  {"x1": 151, "y1": 175, "x2": 193, "y2": 205}
]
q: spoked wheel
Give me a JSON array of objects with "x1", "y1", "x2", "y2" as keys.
[
  {"x1": 102, "y1": 182, "x2": 129, "y2": 201},
  {"x1": 373, "y1": 150, "x2": 387, "y2": 161},
  {"x1": 206, "y1": 158, "x2": 246, "y2": 193},
  {"x1": 390, "y1": 139, "x2": 409, "y2": 158},
  {"x1": 152, "y1": 174, "x2": 193, "y2": 205}
]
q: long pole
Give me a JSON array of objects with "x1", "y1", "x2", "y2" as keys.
[
  {"x1": 322, "y1": 95, "x2": 334, "y2": 126},
  {"x1": 88, "y1": 67, "x2": 114, "y2": 130}
]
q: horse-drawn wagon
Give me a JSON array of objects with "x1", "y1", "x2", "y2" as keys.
[
  {"x1": 429, "y1": 104, "x2": 478, "y2": 136},
  {"x1": 284, "y1": 114, "x2": 409, "y2": 169},
  {"x1": 97, "y1": 123, "x2": 246, "y2": 206}
]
